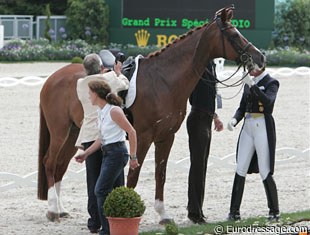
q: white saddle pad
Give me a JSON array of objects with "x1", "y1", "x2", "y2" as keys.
[{"x1": 125, "y1": 55, "x2": 144, "y2": 108}]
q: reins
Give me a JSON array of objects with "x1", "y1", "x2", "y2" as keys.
[
  {"x1": 202, "y1": 64, "x2": 250, "y2": 100},
  {"x1": 201, "y1": 15, "x2": 255, "y2": 99}
]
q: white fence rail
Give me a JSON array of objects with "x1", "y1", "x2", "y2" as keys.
[
  {"x1": 0, "y1": 147, "x2": 309, "y2": 192},
  {"x1": 0, "y1": 66, "x2": 309, "y2": 87}
]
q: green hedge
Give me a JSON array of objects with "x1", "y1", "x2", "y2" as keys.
[{"x1": 0, "y1": 39, "x2": 309, "y2": 67}]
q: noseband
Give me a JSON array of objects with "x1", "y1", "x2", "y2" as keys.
[{"x1": 216, "y1": 17, "x2": 254, "y2": 70}]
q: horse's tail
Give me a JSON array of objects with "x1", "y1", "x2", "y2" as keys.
[{"x1": 37, "y1": 104, "x2": 49, "y2": 200}]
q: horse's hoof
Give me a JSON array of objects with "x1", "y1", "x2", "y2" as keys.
[
  {"x1": 159, "y1": 218, "x2": 174, "y2": 225},
  {"x1": 46, "y1": 211, "x2": 60, "y2": 222},
  {"x1": 59, "y1": 212, "x2": 70, "y2": 218}
]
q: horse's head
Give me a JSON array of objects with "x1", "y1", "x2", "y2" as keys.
[
  {"x1": 194, "y1": 5, "x2": 266, "y2": 72},
  {"x1": 216, "y1": 5, "x2": 266, "y2": 70}
]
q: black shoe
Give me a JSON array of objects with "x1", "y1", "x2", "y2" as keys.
[
  {"x1": 89, "y1": 228, "x2": 99, "y2": 233},
  {"x1": 188, "y1": 214, "x2": 207, "y2": 224},
  {"x1": 267, "y1": 213, "x2": 280, "y2": 222},
  {"x1": 227, "y1": 213, "x2": 241, "y2": 221}
]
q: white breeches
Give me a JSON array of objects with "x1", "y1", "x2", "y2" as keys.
[{"x1": 236, "y1": 116, "x2": 270, "y2": 180}]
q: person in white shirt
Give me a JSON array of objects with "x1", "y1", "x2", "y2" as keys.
[
  {"x1": 75, "y1": 53, "x2": 129, "y2": 233},
  {"x1": 75, "y1": 80, "x2": 139, "y2": 235},
  {"x1": 227, "y1": 67, "x2": 280, "y2": 221}
]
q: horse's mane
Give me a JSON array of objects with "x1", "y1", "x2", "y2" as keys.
[
  {"x1": 147, "y1": 21, "x2": 212, "y2": 59},
  {"x1": 146, "y1": 5, "x2": 234, "y2": 59}
]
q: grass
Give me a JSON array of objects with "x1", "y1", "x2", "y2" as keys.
[{"x1": 139, "y1": 210, "x2": 310, "y2": 235}]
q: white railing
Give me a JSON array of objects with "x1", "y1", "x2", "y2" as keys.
[
  {"x1": 0, "y1": 147, "x2": 308, "y2": 192},
  {"x1": 0, "y1": 67, "x2": 309, "y2": 87},
  {"x1": 0, "y1": 76, "x2": 46, "y2": 87}
]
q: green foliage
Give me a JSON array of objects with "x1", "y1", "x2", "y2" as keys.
[
  {"x1": 108, "y1": 43, "x2": 160, "y2": 58},
  {"x1": 264, "y1": 48, "x2": 310, "y2": 67},
  {"x1": 0, "y1": 0, "x2": 43, "y2": 15},
  {"x1": 273, "y1": 0, "x2": 310, "y2": 49},
  {"x1": 165, "y1": 221, "x2": 179, "y2": 235},
  {"x1": 71, "y1": 56, "x2": 83, "y2": 63},
  {"x1": 0, "y1": 39, "x2": 97, "y2": 62},
  {"x1": 103, "y1": 186, "x2": 145, "y2": 218},
  {"x1": 0, "y1": 39, "x2": 309, "y2": 66},
  {"x1": 65, "y1": 0, "x2": 109, "y2": 45},
  {"x1": 44, "y1": 4, "x2": 52, "y2": 42},
  {"x1": 0, "y1": 0, "x2": 67, "y2": 15}
]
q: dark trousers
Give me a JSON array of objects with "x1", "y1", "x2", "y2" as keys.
[
  {"x1": 95, "y1": 142, "x2": 129, "y2": 235},
  {"x1": 83, "y1": 141, "x2": 102, "y2": 231},
  {"x1": 186, "y1": 109, "x2": 213, "y2": 218}
]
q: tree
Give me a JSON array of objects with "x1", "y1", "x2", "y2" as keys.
[
  {"x1": 0, "y1": 0, "x2": 43, "y2": 15},
  {"x1": 65, "y1": 0, "x2": 109, "y2": 45},
  {"x1": 273, "y1": 0, "x2": 310, "y2": 49},
  {"x1": 44, "y1": 4, "x2": 52, "y2": 42}
]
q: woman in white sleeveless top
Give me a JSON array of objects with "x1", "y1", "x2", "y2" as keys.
[{"x1": 75, "y1": 80, "x2": 139, "y2": 235}]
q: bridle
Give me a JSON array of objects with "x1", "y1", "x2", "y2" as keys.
[
  {"x1": 216, "y1": 17, "x2": 254, "y2": 69},
  {"x1": 201, "y1": 14, "x2": 257, "y2": 99},
  {"x1": 195, "y1": 7, "x2": 261, "y2": 99},
  {"x1": 204, "y1": 15, "x2": 256, "y2": 95}
]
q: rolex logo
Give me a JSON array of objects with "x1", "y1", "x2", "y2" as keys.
[{"x1": 135, "y1": 29, "x2": 150, "y2": 47}]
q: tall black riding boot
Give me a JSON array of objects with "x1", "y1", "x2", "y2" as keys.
[
  {"x1": 263, "y1": 173, "x2": 280, "y2": 221},
  {"x1": 228, "y1": 173, "x2": 245, "y2": 221}
]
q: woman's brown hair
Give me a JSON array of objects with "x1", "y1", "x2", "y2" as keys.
[{"x1": 88, "y1": 80, "x2": 123, "y2": 107}]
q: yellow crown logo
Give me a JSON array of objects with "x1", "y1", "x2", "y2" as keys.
[{"x1": 135, "y1": 29, "x2": 150, "y2": 47}]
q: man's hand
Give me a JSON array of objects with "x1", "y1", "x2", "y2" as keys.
[
  {"x1": 214, "y1": 117, "x2": 224, "y2": 132},
  {"x1": 113, "y1": 61, "x2": 122, "y2": 76},
  {"x1": 227, "y1": 118, "x2": 237, "y2": 131},
  {"x1": 242, "y1": 71, "x2": 254, "y2": 87},
  {"x1": 75, "y1": 152, "x2": 88, "y2": 163}
]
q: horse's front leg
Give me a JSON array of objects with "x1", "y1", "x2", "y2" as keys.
[
  {"x1": 127, "y1": 132, "x2": 152, "y2": 188},
  {"x1": 154, "y1": 134, "x2": 175, "y2": 224}
]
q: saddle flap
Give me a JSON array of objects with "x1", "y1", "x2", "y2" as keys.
[{"x1": 121, "y1": 56, "x2": 136, "y2": 81}]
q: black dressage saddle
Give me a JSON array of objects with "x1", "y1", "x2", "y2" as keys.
[{"x1": 98, "y1": 49, "x2": 136, "y2": 82}]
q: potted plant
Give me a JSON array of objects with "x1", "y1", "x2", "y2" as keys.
[{"x1": 103, "y1": 186, "x2": 146, "y2": 235}]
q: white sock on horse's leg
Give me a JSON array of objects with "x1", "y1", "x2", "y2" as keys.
[
  {"x1": 55, "y1": 181, "x2": 68, "y2": 215},
  {"x1": 48, "y1": 185, "x2": 60, "y2": 214},
  {"x1": 154, "y1": 199, "x2": 171, "y2": 221}
]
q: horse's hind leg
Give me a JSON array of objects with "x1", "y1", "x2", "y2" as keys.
[
  {"x1": 54, "y1": 125, "x2": 80, "y2": 218},
  {"x1": 154, "y1": 134, "x2": 175, "y2": 224},
  {"x1": 44, "y1": 123, "x2": 73, "y2": 221}
]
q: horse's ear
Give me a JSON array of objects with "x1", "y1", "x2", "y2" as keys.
[
  {"x1": 220, "y1": 5, "x2": 234, "y2": 23},
  {"x1": 220, "y1": 8, "x2": 227, "y2": 22},
  {"x1": 214, "y1": 7, "x2": 224, "y2": 19},
  {"x1": 226, "y1": 8, "x2": 234, "y2": 21}
]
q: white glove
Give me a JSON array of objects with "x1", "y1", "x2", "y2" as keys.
[
  {"x1": 242, "y1": 71, "x2": 254, "y2": 87},
  {"x1": 227, "y1": 118, "x2": 237, "y2": 131}
]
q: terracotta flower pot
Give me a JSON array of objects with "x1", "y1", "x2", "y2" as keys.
[{"x1": 107, "y1": 217, "x2": 142, "y2": 235}]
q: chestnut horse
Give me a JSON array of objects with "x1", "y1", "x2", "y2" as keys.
[{"x1": 38, "y1": 6, "x2": 266, "y2": 223}]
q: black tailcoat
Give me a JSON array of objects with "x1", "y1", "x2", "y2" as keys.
[{"x1": 233, "y1": 74, "x2": 280, "y2": 174}]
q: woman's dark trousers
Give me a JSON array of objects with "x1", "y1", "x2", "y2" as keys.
[{"x1": 83, "y1": 142, "x2": 102, "y2": 231}]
